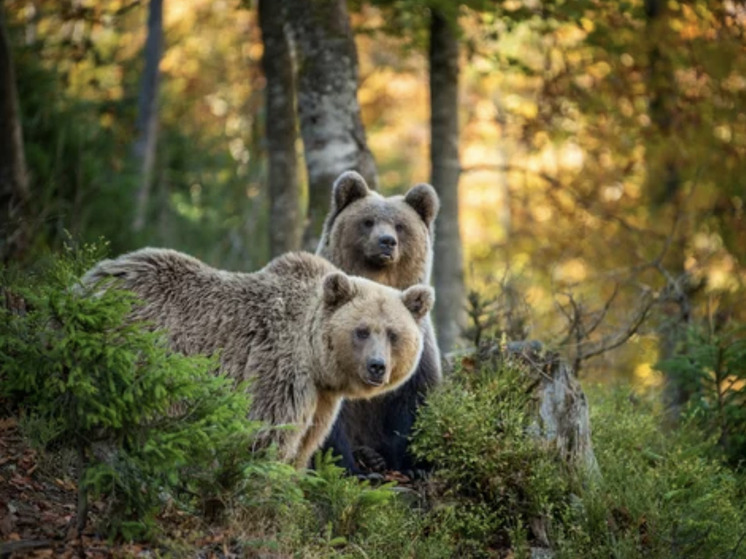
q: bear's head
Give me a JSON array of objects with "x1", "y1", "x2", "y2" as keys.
[
  {"x1": 317, "y1": 171, "x2": 440, "y2": 290},
  {"x1": 319, "y1": 272, "x2": 434, "y2": 398}
]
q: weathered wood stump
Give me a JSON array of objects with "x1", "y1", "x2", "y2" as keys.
[
  {"x1": 446, "y1": 340, "x2": 600, "y2": 558},
  {"x1": 447, "y1": 340, "x2": 599, "y2": 476}
]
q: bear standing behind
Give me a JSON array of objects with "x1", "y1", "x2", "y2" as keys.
[
  {"x1": 82, "y1": 249, "x2": 433, "y2": 469},
  {"x1": 316, "y1": 171, "x2": 441, "y2": 473}
]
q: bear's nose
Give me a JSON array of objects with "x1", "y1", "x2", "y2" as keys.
[
  {"x1": 378, "y1": 235, "x2": 397, "y2": 250},
  {"x1": 366, "y1": 357, "x2": 386, "y2": 384}
]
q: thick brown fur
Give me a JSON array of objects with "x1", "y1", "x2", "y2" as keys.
[
  {"x1": 82, "y1": 249, "x2": 433, "y2": 469},
  {"x1": 316, "y1": 171, "x2": 442, "y2": 472}
]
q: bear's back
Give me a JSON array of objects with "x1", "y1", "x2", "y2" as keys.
[{"x1": 83, "y1": 249, "x2": 330, "y2": 380}]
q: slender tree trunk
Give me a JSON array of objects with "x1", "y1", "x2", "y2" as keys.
[
  {"x1": 259, "y1": 0, "x2": 302, "y2": 257},
  {"x1": 429, "y1": 10, "x2": 465, "y2": 353},
  {"x1": 0, "y1": 6, "x2": 29, "y2": 262},
  {"x1": 644, "y1": 0, "x2": 691, "y2": 412},
  {"x1": 284, "y1": 0, "x2": 377, "y2": 250},
  {"x1": 132, "y1": 0, "x2": 163, "y2": 234}
]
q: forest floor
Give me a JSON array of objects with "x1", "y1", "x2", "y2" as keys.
[
  {"x1": 0, "y1": 416, "x2": 419, "y2": 559},
  {"x1": 0, "y1": 416, "x2": 262, "y2": 559}
]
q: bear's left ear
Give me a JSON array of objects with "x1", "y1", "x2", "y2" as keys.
[
  {"x1": 404, "y1": 183, "x2": 440, "y2": 228},
  {"x1": 322, "y1": 272, "x2": 358, "y2": 309},
  {"x1": 401, "y1": 285, "x2": 435, "y2": 322}
]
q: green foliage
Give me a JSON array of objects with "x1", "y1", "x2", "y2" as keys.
[
  {"x1": 285, "y1": 452, "x2": 452, "y2": 558},
  {"x1": 412, "y1": 360, "x2": 570, "y2": 555},
  {"x1": 657, "y1": 323, "x2": 746, "y2": 468},
  {"x1": 301, "y1": 451, "x2": 399, "y2": 542},
  {"x1": 409, "y1": 358, "x2": 746, "y2": 558},
  {"x1": 557, "y1": 389, "x2": 746, "y2": 558},
  {"x1": 6, "y1": 3, "x2": 269, "y2": 267},
  {"x1": 12, "y1": 33, "x2": 136, "y2": 254},
  {"x1": 0, "y1": 242, "x2": 273, "y2": 539}
]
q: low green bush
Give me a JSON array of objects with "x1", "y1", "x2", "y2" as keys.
[
  {"x1": 411, "y1": 359, "x2": 570, "y2": 557},
  {"x1": 558, "y1": 389, "x2": 746, "y2": 559},
  {"x1": 408, "y1": 357, "x2": 746, "y2": 558},
  {"x1": 657, "y1": 323, "x2": 746, "y2": 468},
  {"x1": 279, "y1": 452, "x2": 452, "y2": 559},
  {"x1": 0, "y1": 242, "x2": 290, "y2": 540}
]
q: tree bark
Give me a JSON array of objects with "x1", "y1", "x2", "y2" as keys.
[
  {"x1": 132, "y1": 0, "x2": 164, "y2": 234},
  {"x1": 644, "y1": 0, "x2": 691, "y2": 413},
  {"x1": 259, "y1": 0, "x2": 302, "y2": 257},
  {"x1": 284, "y1": 0, "x2": 378, "y2": 250},
  {"x1": 429, "y1": 10, "x2": 465, "y2": 353},
  {"x1": 0, "y1": 5, "x2": 29, "y2": 262}
]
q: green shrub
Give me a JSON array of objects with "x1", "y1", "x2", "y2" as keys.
[
  {"x1": 557, "y1": 389, "x2": 746, "y2": 558},
  {"x1": 0, "y1": 242, "x2": 283, "y2": 539},
  {"x1": 410, "y1": 356, "x2": 746, "y2": 558},
  {"x1": 657, "y1": 323, "x2": 746, "y2": 468},
  {"x1": 265, "y1": 452, "x2": 452, "y2": 559},
  {"x1": 411, "y1": 359, "x2": 570, "y2": 556}
]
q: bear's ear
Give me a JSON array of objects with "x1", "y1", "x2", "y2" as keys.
[
  {"x1": 322, "y1": 272, "x2": 357, "y2": 309},
  {"x1": 404, "y1": 183, "x2": 440, "y2": 228},
  {"x1": 331, "y1": 171, "x2": 370, "y2": 215},
  {"x1": 401, "y1": 285, "x2": 434, "y2": 322}
]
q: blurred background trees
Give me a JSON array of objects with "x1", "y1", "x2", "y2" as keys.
[
  {"x1": 2, "y1": 0, "x2": 745, "y2": 400},
  {"x1": 0, "y1": 3, "x2": 29, "y2": 262}
]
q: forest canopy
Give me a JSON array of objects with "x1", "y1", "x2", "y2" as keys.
[{"x1": 1, "y1": 0, "x2": 745, "y2": 402}]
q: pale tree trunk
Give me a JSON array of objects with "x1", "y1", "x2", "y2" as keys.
[
  {"x1": 132, "y1": 0, "x2": 163, "y2": 234},
  {"x1": 0, "y1": 6, "x2": 29, "y2": 262},
  {"x1": 284, "y1": 0, "x2": 377, "y2": 250},
  {"x1": 259, "y1": 0, "x2": 302, "y2": 257},
  {"x1": 430, "y1": 10, "x2": 465, "y2": 353}
]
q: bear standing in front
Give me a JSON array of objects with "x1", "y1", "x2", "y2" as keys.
[
  {"x1": 317, "y1": 171, "x2": 441, "y2": 474},
  {"x1": 82, "y1": 249, "x2": 433, "y2": 469}
]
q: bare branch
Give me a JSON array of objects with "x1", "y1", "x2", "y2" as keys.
[{"x1": 577, "y1": 289, "x2": 656, "y2": 361}]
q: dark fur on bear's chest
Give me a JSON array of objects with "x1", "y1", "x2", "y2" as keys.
[{"x1": 317, "y1": 171, "x2": 442, "y2": 474}]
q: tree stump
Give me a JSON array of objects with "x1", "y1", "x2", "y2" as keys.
[
  {"x1": 489, "y1": 341, "x2": 599, "y2": 476},
  {"x1": 446, "y1": 340, "x2": 600, "y2": 557}
]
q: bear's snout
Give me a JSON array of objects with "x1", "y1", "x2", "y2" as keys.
[
  {"x1": 378, "y1": 234, "x2": 397, "y2": 254},
  {"x1": 365, "y1": 357, "x2": 387, "y2": 386}
]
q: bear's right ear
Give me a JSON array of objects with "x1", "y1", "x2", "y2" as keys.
[
  {"x1": 401, "y1": 285, "x2": 435, "y2": 322},
  {"x1": 331, "y1": 171, "x2": 370, "y2": 216},
  {"x1": 322, "y1": 272, "x2": 357, "y2": 309}
]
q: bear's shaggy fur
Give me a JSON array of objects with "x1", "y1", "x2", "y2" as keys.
[
  {"x1": 83, "y1": 249, "x2": 433, "y2": 468},
  {"x1": 317, "y1": 171, "x2": 442, "y2": 472}
]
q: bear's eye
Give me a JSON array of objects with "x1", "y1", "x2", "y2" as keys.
[
  {"x1": 395, "y1": 223, "x2": 406, "y2": 233},
  {"x1": 388, "y1": 330, "x2": 399, "y2": 344},
  {"x1": 363, "y1": 219, "x2": 374, "y2": 228},
  {"x1": 355, "y1": 327, "x2": 370, "y2": 340}
]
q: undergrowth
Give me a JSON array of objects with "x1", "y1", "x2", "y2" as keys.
[{"x1": 2, "y1": 244, "x2": 744, "y2": 557}]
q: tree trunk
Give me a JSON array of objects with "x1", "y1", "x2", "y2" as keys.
[
  {"x1": 259, "y1": 0, "x2": 302, "y2": 257},
  {"x1": 132, "y1": 0, "x2": 164, "y2": 234},
  {"x1": 0, "y1": 5, "x2": 29, "y2": 262},
  {"x1": 644, "y1": 0, "x2": 691, "y2": 413},
  {"x1": 284, "y1": 0, "x2": 377, "y2": 250},
  {"x1": 429, "y1": 10, "x2": 465, "y2": 353}
]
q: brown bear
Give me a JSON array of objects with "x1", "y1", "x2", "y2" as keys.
[
  {"x1": 82, "y1": 249, "x2": 433, "y2": 469},
  {"x1": 316, "y1": 171, "x2": 441, "y2": 474}
]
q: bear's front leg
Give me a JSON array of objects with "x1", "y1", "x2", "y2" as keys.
[{"x1": 294, "y1": 393, "x2": 343, "y2": 469}]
